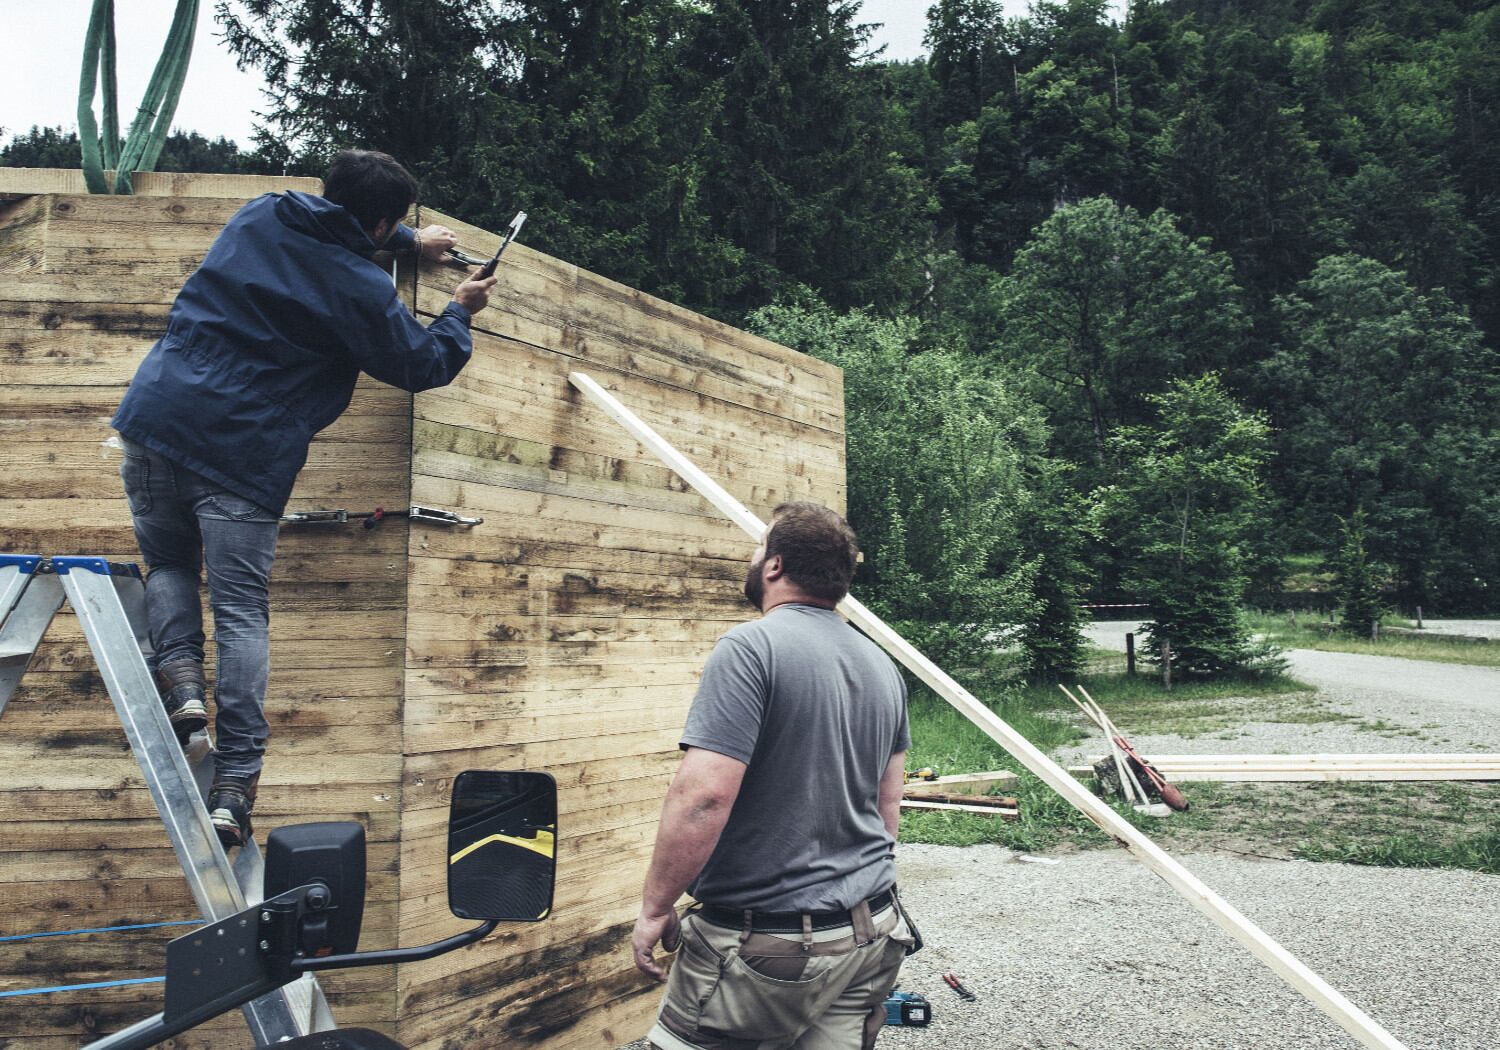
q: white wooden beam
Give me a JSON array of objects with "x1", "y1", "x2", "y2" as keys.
[
  {"x1": 1073, "y1": 753, "x2": 1500, "y2": 782},
  {"x1": 900, "y1": 799, "x2": 1019, "y2": 819},
  {"x1": 568, "y1": 369, "x2": 1410, "y2": 1050}
]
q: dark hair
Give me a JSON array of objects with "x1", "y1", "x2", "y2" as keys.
[
  {"x1": 323, "y1": 149, "x2": 419, "y2": 232},
  {"x1": 765, "y1": 502, "x2": 860, "y2": 603}
]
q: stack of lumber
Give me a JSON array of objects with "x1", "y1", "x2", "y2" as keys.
[
  {"x1": 902, "y1": 770, "x2": 1018, "y2": 796},
  {"x1": 1070, "y1": 753, "x2": 1500, "y2": 782},
  {"x1": 901, "y1": 770, "x2": 1021, "y2": 819}
]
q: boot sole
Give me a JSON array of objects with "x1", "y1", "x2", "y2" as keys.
[{"x1": 211, "y1": 810, "x2": 250, "y2": 848}]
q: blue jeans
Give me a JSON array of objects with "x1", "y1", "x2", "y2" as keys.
[{"x1": 118, "y1": 438, "x2": 278, "y2": 777}]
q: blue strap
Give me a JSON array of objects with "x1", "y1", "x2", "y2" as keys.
[
  {"x1": 0, "y1": 976, "x2": 164, "y2": 999},
  {"x1": 0, "y1": 920, "x2": 199, "y2": 944}
]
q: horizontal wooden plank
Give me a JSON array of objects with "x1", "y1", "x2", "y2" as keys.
[
  {"x1": 0, "y1": 440, "x2": 410, "y2": 500},
  {"x1": 402, "y1": 749, "x2": 678, "y2": 814},
  {"x1": 0, "y1": 780, "x2": 401, "y2": 822},
  {"x1": 0, "y1": 380, "x2": 409, "y2": 417},
  {"x1": 0, "y1": 299, "x2": 171, "y2": 332},
  {"x1": 404, "y1": 659, "x2": 704, "y2": 700},
  {"x1": 413, "y1": 337, "x2": 846, "y2": 486},
  {"x1": 0, "y1": 274, "x2": 197, "y2": 306},
  {"x1": 0, "y1": 169, "x2": 321, "y2": 198},
  {"x1": 0, "y1": 752, "x2": 401, "y2": 793},
  {"x1": 415, "y1": 206, "x2": 842, "y2": 414},
  {"x1": 0, "y1": 838, "x2": 400, "y2": 885},
  {"x1": 407, "y1": 556, "x2": 744, "y2": 617},
  {"x1": 407, "y1": 475, "x2": 758, "y2": 561},
  {"x1": 0, "y1": 195, "x2": 48, "y2": 275}
]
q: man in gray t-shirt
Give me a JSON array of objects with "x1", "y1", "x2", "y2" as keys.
[{"x1": 633, "y1": 503, "x2": 915, "y2": 1050}]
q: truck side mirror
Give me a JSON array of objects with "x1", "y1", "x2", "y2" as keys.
[{"x1": 447, "y1": 770, "x2": 557, "y2": 922}]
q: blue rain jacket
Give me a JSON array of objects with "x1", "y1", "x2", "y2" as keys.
[{"x1": 113, "y1": 191, "x2": 473, "y2": 513}]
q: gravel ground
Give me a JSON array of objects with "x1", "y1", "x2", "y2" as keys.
[
  {"x1": 621, "y1": 845, "x2": 1500, "y2": 1050},
  {"x1": 881, "y1": 843, "x2": 1500, "y2": 1050}
]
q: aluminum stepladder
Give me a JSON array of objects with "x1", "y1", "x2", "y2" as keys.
[{"x1": 0, "y1": 554, "x2": 336, "y2": 1046}]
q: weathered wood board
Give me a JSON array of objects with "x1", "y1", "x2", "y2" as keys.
[
  {"x1": 393, "y1": 207, "x2": 844, "y2": 1050},
  {"x1": 0, "y1": 172, "x2": 846, "y2": 1049},
  {"x1": 0, "y1": 172, "x2": 409, "y2": 1045}
]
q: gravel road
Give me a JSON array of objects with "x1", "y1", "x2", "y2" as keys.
[
  {"x1": 1069, "y1": 621, "x2": 1500, "y2": 757},
  {"x1": 882, "y1": 843, "x2": 1500, "y2": 1050},
  {"x1": 1418, "y1": 619, "x2": 1500, "y2": 639}
]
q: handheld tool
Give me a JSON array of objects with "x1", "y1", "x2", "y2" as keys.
[
  {"x1": 1062, "y1": 685, "x2": 1188, "y2": 812},
  {"x1": 478, "y1": 211, "x2": 527, "y2": 278},
  {"x1": 445, "y1": 211, "x2": 528, "y2": 276},
  {"x1": 942, "y1": 973, "x2": 978, "y2": 1002},
  {"x1": 884, "y1": 990, "x2": 932, "y2": 1026}
]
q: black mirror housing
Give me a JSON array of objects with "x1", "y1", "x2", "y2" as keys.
[
  {"x1": 264, "y1": 821, "x2": 367, "y2": 956},
  {"x1": 448, "y1": 770, "x2": 557, "y2": 922}
]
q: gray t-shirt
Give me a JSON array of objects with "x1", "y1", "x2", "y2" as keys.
[{"x1": 681, "y1": 603, "x2": 910, "y2": 912}]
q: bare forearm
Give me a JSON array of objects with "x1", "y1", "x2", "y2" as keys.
[
  {"x1": 879, "y1": 751, "x2": 907, "y2": 841},
  {"x1": 880, "y1": 797, "x2": 900, "y2": 840},
  {"x1": 642, "y1": 782, "x2": 733, "y2": 914}
]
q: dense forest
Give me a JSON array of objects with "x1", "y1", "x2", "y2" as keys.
[{"x1": 8, "y1": 0, "x2": 1497, "y2": 676}]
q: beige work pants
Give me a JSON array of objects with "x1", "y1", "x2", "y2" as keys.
[{"x1": 648, "y1": 900, "x2": 913, "y2": 1050}]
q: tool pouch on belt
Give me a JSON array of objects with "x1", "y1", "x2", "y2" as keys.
[{"x1": 891, "y1": 885, "x2": 923, "y2": 956}]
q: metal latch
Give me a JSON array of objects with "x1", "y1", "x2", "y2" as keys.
[
  {"x1": 279, "y1": 506, "x2": 482, "y2": 529},
  {"x1": 407, "y1": 505, "x2": 483, "y2": 527}
]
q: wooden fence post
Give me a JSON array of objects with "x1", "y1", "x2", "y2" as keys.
[
  {"x1": 1161, "y1": 638, "x2": 1172, "y2": 691},
  {"x1": 1125, "y1": 632, "x2": 1136, "y2": 676}
]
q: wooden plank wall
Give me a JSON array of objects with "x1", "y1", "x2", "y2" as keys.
[
  {"x1": 0, "y1": 182, "x2": 408, "y2": 1046},
  {"x1": 395, "y1": 209, "x2": 847, "y2": 1049},
  {"x1": 0, "y1": 175, "x2": 846, "y2": 1048}
]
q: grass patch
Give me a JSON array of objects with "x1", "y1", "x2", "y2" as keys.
[
  {"x1": 1145, "y1": 781, "x2": 1500, "y2": 875},
  {"x1": 899, "y1": 681, "x2": 1114, "y2": 850},
  {"x1": 1020, "y1": 662, "x2": 1320, "y2": 739},
  {"x1": 898, "y1": 651, "x2": 1500, "y2": 876},
  {"x1": 899, "y1": 666, "x2": 1316, "y2": 849},
  {"x1": 1248, "y1": 610, "x2": 1500, "y2": 668},
  {"x1": 1293, "y1": 824, "x2": 1500, "y2": 873}
]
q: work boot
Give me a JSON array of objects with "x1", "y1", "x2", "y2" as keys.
[
  {"x1": 155, "y1": 659, "x2": 208, "y2": 744},
  {"x1": 207, "y1": 772, "x2": 260, "y2": 848}
]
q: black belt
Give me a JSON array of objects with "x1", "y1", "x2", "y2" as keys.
[{"x1": 699, "y1": 889, "x2": 895, "y2": 934}]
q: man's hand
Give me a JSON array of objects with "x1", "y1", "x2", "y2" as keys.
[
  {"x1": 632, "y1": 907, "x2": 682, "y2": 982},
  {"x1": 416, "y1": 224, "x2": 457, "y2": 263},
  {"x1": 453, "y1": 270, "x2": 498, "y2": 315}
]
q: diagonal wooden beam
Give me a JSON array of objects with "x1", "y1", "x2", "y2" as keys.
[{"x1": 567, "y1": 369, "x2": 1410, "y2": 1050}]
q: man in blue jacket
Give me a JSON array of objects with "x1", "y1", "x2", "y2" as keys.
[{"x1": 112, "y1": 149, "x2": 496, "y2": 847}]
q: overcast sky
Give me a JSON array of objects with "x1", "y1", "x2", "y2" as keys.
[{"x1": 0, "y1": 3, "x2": 1038, "y2": 149}]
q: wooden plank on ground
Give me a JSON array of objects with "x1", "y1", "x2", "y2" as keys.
[
  {"x1": 1070, "y1": 753, "x2": 1500, "y2": 782},
  {"x1": 903, "y1": 770, "x2": 1020, "y2": 795},
  {"x1": 900, "y1": 799, "x2": 1020, "y2": 820}
]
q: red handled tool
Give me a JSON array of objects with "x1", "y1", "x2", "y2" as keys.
[{"x1": 942, "y1": 973, "x2": 978, "y2": 1002}]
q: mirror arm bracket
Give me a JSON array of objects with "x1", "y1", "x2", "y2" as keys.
[{"x1": 288, "y1": 919, "x2": 499, "y2": 974}]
